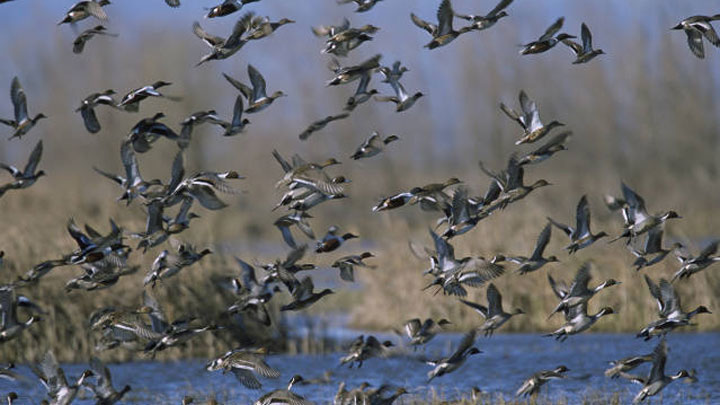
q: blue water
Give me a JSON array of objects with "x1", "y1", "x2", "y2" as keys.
[{"x1": 3, "y1": 331, "x2": 718, "y2": 404}]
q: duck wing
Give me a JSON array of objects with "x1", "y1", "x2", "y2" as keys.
[
  {"x1": 696, "y1": 239, "x2": 719, "y2": 260},
  {"x1": 459, "y1": 298, "x2": 488, "y2": 318},
  {"x1": 580, "y1": 22, "x2": 593, "y2": 52},
  {"x1": 193, "y1": 21, "x2": 225, "y2": 47},
  {"x1": 411, "y1": 13, "x2": 437, "y2": 36},
  {"x1": 530, "y1": 223, "x2": 552, "y2": 260},
  {"x1": 436, "y1": 0, "x2": 454, "y2": 36},
  {"x1": 568, "y1": 262, "x2": 591, "y2": 297},
  {"x1": 230, "y1": 368, "x2": 262, "y2": 389},
  {"x1": 684, "y1": 28, "x2": 705, "y2": 58},
  {"x1": 247, "y1": 64, "x2": 268, "y2": 101},
  {"x1": 548, "y1": 274, "x2": 568, "y2": 299},
  {"x1": 486, "y1": 0, "x2": 513, "y2": 18},
  {"x1": 539, "y1": 16, "x2": 564, "y2": 42},
  {"x1": 486, "y1": 283, "x2": 504, "y2": 316},
  {"x1": 223, "y1": 73, "x2": 253, "y2": 100},
  {"x1": 10, "y1": 77, "x2": 28, "y2": 124},
  {"x1": 23, "y1": 139, "x2": 43, "y2": 175}
]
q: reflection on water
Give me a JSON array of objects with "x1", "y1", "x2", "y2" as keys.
[{"x1": 3, "y1": 330, "x2": 718, "y2": 404}]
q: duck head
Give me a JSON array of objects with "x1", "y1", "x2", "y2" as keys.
[
  {"x1": 342, "y1": 233, "x2": 358, "y2": 240},
  {"x1": 152, "y1": 81, "x2": 172, "y2": 89},
  {"x1": 671, "y1": 23, "x2": 684, "y2": 30},
  {"x1": 555, "y1": 33, "x2": 576, "y2": 41},
  {"x1": 554, "y1": 365, "x2": 569, "y2": 373},
  {"x1": 694, "y1": 306, "x2": 712, "y2": 315}
]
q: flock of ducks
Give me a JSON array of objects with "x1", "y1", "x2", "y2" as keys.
[{"x1": 0, "y1": 0, "x2": 718, "y2": 404}]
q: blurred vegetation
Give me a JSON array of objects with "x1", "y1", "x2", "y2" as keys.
[{"x1": 0, "y1": 0, "x2": 719, "y2": 363}]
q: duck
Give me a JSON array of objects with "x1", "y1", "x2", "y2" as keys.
[
  {"x1": 73, "y1": 25, "x2": 117, "y2": 54},
  {"x1": 630, "y1": 228, "x2": 680, "y2": 271},
  {"x1": 337, "y1": 0, "x2": 383, "y2": 13},
  {"x1": 520, "y1": 17, "x2": 575, "y2": 54},
  {"x1": 367, "y1": 386, "x2": 407, "y2": 404},
  {"x1": 481, "y1": 156, "x2": 551, "y2": 211},
  {"x1": 423, "y1": 229, "x2": 505, "y2": 296},
  {"x1": 454, "y1": 0, "x2": 513, "y2": 32},
  {"x1": 58, "y1": 0, "x2": 110, "y2": 25},
  {"x1": 276, "y1": 177, "x2": 349, "y2": 212},
  {"x1": 94, "y1": 141, "x2": 162, "y2": 205},
  {"x1": 672, "y1": 239, "x2": 720, "y2": 281},
  {"x1": 244, "y1": 16, "x2": 295, "y2": 41},
  {"x1": 0, "y1": 363, "x2": 21, "y2": 382},
  {"x1": 547, "y1": 263, "x2": 620, "y2": 318},
  {"x1": 409, "y1": 178, "x2": 462, "y2": 204},
  {"x1": 544, "y1": 302, "x2": 614, "y2": 341},
  {"x1": 272, "y1": 150, "x2": 341, "y2": 189},
  {"x1": 351, "y1": 132, "x2": 398, "y2": 160},
  {"x1": 637, "y1": 275, "x2": 711, "y2": 340},
  {"x1": 507, "y1": 223, "x2": 558, "y2": 274},
  {"x1": 223, "y1": 65, "x2": 285, "y2": 113},
  {"x1": 281, "y1": 276, "x2": 334, "y2": 311},
  {"x1": 426, "y1": 330, "x2": 480, "y2": 382},
  {"x1": 440, "y1": 186, "x2": 486, "y2": 239},
  {"x1": 622, "y1": 339, "x2": 691, "y2": 403},
  {"x1": 516, "y1": 366, "x2": 568, "y2": 398},
  {"x1": 144, "y1": 324, "x2": 217, "y2": 355},
  {"x1": 84, "y1": 357, "x2": 131, "y2": 405},
  {"x1": 460, "y1": 283, "x2": 524, "y2": 336},
  {"x1": 331, "y1": 252, "x2": 375, "y2": 282},
  {"x1": 0, "y1": 77, "x2": 46, "y2": 140},
  {"x1": 65, "y1": 218, "x2": 128, "y2": 266},
  {"x1": 0, "y1": 139, "x2": 45, "y2": 198},
  {"x1": 206, "y1": 0, "x2": 260, "y2": 18},
  {"x1": 274, "y1": 212, "x2": 315, "y2": 249},
  {"x1": 339, "y1": 335, "x2": 394, "y2": 368},
  {"x1": 31, "y1": 351, "x2": 93, "y2": 405},
  {"x1": 561, "y1": 23, "x2": 605, "y2": 64},
  {"x1": 206, "y1": 347, "x2": 280, "y2": 390},
  {"x1": 398, "y1": 318, "x2": 451, "y2": 348},
  {"x1": 128, "y1": 112, "x2": 180, "y2": 153},
  {"x1": 518, "y1": 131, "x2": 572, "y2": 165},
  {"x1": 315, "y1": 226, "x2": 358, "y2": 253},
  {"x1": 143, "y1": 240, "x2": 212, "y2": 287},
  {"x1": 344, "y1": 71, "x2": 378, "y2": 110},
  {"x1": 500, "y1": 89, "x2": 564, "y2": 145},
  {"x1": 167, "y1": 167, "x2": 244, "y2": 211},
  {"x1": 375, "y1": 60, "x2": 423, "y2": 112},
  {"x1": 298, "y1": 113, "x2": 350, "y2": 140},
  {"x1": 609, "y1": 182, "x2": 680, "y2": 242},
  {"x1": 605, "y1": 352, "x2": 653, "y2": 379},
  {"x1": 5, "y1": 393, "x2": 17, "y2": 405},
  {"x1": 323, "y1": 25, "x2": 377, "y2": 56},
  {"x1": 412, "y1": 0, "x2": 472, "y2": 49},
  {"x1": 372, "y1": 191, "x2": 415, "y2": 212},
  {"x1": 548, "y1": 195, "x2": 608, "y2": 254},
  {"x1": 209, "y1": 95, "x2": 250, "y2": 136},
  {"x1": 672, "y1": 15, "x2": 720, "y2": 59},
  {"x1": 0, "y1": 286, "x2": 41, "y2": 342},
  {"x1": 178, "y1": 109, "x2": 224, "y2": 144},
  {"x1": 65, "y1": 260, "x2": 138, "y2": 292},
  {"x1": 254, "y1": 375, "x2": 311, "y2": 405},
  {"x1": 192, "y1": 13, "x2": 252, "y2": 65},
  {"x1": 75, "y1": 89, "x2": 117, "y2": 133},
  {"x1": 327, "y1": 54, "x2": 382, "y2": 86},
  {"x1": 117, "y1": 80, "x2": 173, "y2": 112}
]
